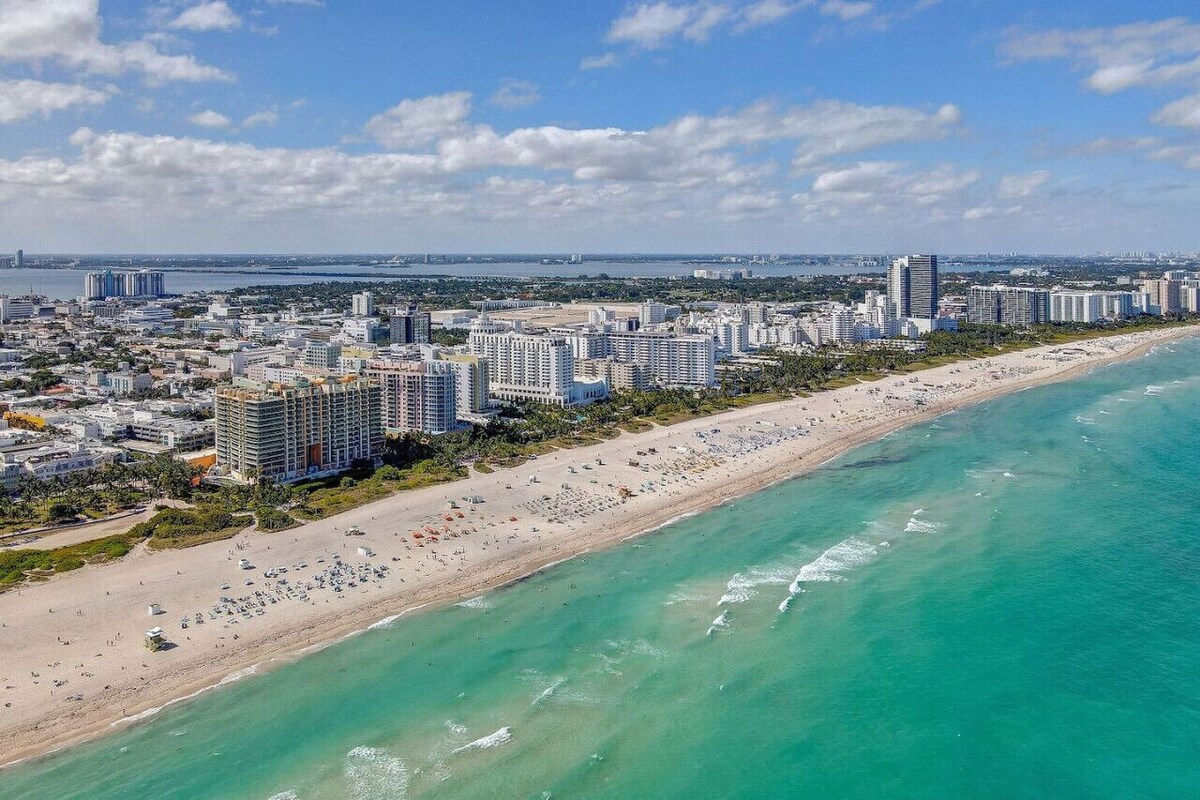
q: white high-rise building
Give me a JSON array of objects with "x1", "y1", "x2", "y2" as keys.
[
  {"x1": 639, "y1": 301, "x2": 667, "y2": 328},
  {"x1": 351, "y1": 291, "x2": 375, "y2": 317},
  {"x1": 468, "y1": 322, "x2": 576, "y2": 406}
]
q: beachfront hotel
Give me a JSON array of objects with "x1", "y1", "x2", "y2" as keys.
[
  {"x1": 214, "y1": 376, "x2": 383, "y2": 482},
  {"x1": 468, "y1": 317, "x2": 607, "y2": 406}
]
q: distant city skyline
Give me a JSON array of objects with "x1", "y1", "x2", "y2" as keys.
[{"x1": 0, "y1": 1, "x2": 1198, "y2": 253}]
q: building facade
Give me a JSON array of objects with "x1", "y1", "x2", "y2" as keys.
[
  {"x1": 468, "y1": 324, "x2": 576, "y2": 405},
  {"x1": 214, "y1": 377, "x2": 382, "y2": 482},
  {"x1": 967, "y1": 286, "x2": 1051, "y2": 326},
  {"x1": 365, "y1": 360, "x2": 457, "y2": 435},
  {"x1": 888, "y1": 255, "x2": 938, "y2": 320},
  {"x1": 389, "y1": 304, "x2": 432, "y2": 345}
]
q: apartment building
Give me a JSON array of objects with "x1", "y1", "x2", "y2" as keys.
[{"x1": 214, "y1": 377, "x2": 382, "y2": 482}]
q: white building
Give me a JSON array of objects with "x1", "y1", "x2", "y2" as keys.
[
  {"x1": 468, "y1": 320, "x2": 595, "y2": 406},
  {"x1": 351, "y1": 291, "x2": 375, "y2": 317}
]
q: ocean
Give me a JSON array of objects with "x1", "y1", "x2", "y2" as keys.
[{"x1": 2, "y1": 338, "x2": 1198, "y2": 798}]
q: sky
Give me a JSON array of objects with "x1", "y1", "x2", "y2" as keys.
[{"x1": 0, "y1": 0, "x2": 1198, "y2": 255}]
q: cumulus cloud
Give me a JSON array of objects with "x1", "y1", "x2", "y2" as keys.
[
  {"x1": 188, "y1": 109, "x2": 232, "y2": 128},
  {"x1": 0, "y1": 79, "x2": 110, "y2": 123},
  {"x1": 364, "y1": 91, "x2": 473, "y2": 149},
  {"x1": 170, "y1": 1, "x2": 242, "y2": 32},
  {"x1": 0, "y1": 0, "x2": 230, "y2": 83},
  {"x1": 489, "y1": 79, "x2": 541, "y2": 110},
  {"x1": 996, "y1": 170, "x2": 1050, "y2": 198}
]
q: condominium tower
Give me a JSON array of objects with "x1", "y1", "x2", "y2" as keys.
[
  {"x1": 365, "y1": 360, "x2": 457, "y2": 435},
  {"x1": 214, "y1": 377, "x2": 383, "y2": 482},
  {"x1": 887, "y1": 255, "x2": 938, "y2": 320},
  {"x1": 967, "y1": 285, "x2": 1051, "y2": 326}
]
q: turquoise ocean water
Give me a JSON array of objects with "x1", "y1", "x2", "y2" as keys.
[{"x1": 3, "y1": 338, "x2": 1199, "y2": 799}]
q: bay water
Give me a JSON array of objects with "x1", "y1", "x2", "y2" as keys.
[{"x1": 2, "y1": 338, "x2": 1198, "y2": 798}]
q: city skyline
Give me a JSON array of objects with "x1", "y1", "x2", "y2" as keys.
[{"x1": 0, "y1": 1, "x2": 1197, "y2": 253}]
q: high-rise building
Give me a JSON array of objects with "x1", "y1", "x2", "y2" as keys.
[
  {"x1": 84, "y1": 269, "x2": 165, "y2": 300},
  {"x1": 214, "y1": 377, "x2": 383, "y2": 482},
  {"x1": 351, "y1": 291, "x2": 375, "y2": 317},
  {"x1": 439, "y1": 353, "x2": 491, "y2": 417},
  {"x1": 604, "y1": 331, "x2": 716, "y2": 388},
  {"x1": 14, "y1": 250, "x2": 23, "y2": 268},
  {"x1": 888, "y1": 255, "x2": 938, "y2": 320},
  {"x1": 365, "y1": 360, "x2": 457, "y2": 435},
  {"x1": 967, "y1": 286, "x2": 1051, "y2": 326},
  {"x1": 389, "y1": 304, "x2": 431, "y2": 344},
  {"x1": 1049, "y1": 291, "x2": 1135, "y2": 323},
  {"x1": 1141, "y1": 279, "x2": 1182, "y2": 315},
  {"x1": 639, "y1": 301, "x2": 667, "y2": 328},
  {"x1": 468, "y1": 321, "x2": 576, "y2": 405}
]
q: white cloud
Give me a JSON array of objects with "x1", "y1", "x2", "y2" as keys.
[
  {"x1": 1000, "y1": 18, "x2": 1200, "y2": 132},
  {"x1": 1147, "y1": 143, "x2": 1200, "y2": 169},
  {"x1": 188, "y1": 109, "x2": 232, "y2": 128},
  {"x1": 996, "y1": 170, "x2": 1050, "y2": 198},
  {"x1": 1152, "y1": 91, "x2": 1200, "y2": 129},
  {"x1": 0, "y1": 79, "x2": 110, "y2": 123},
  {"x1": 170, "y1": 1, "x2": 241, "y2": 32},
  {"x1": 0, "y1": 0, "x2": 230, "y2": 83},
  {"x1": 963, "y1": 205, "x2": 1022, "y2": 221},
  {"x1": 736, "y1": 0, "x2": 807, "y2": 31},
  {"x1": 820, "y1": 1, "x2": 873, "y2": 22},
  {"x1": 607, "y1": 3, "x2": 696, "y2": 48},
  {"x1": 242, "y1": 109, "x2": 279, "y2": 128},
  {"x1": 580, "y1": 52, "x2": 620, "y2": 70},
  {"x1": 605, "y1": 1, "x2": 810, "y2": 49},
  {"x1": 364, "y1": 91, "x2": 473, "y2": 149},
  {"x1": 1065, "y1": 136, "x2": 1162, "y2": 156},
  {"x1": 489, "y1": 79, "x2": 541, "y2": 110}
]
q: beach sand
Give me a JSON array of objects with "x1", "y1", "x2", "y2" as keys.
[{"x1": 0, "y1": 325, "x2": 1194, "y2": 767}]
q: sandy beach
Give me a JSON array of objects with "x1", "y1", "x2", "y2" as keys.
[{"x1": 1, "y1": 325, "x2": 1195, "y2": 768}]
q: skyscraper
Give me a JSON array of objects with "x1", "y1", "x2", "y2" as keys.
[
  {"x1": 389, "y1": 303, "x2": 431, "y2": 345},
  {"x1": 14, "y1": 250, "x2": 23, "y2": 268},
  {"x1": 888, "y1": 254, "x2": 938, "y2": 320}
]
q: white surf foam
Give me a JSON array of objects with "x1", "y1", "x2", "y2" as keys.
[
  {"x1": 455, "y1": 595, "x2": 493, "y2": 610},
  {"x1": 706, "y1": 610, "x2": 730, "y2": 636},
  {"x1": 110, "y1": 665, "x2": 259, "y2": 727},
  {"x1": 717, "y1": 561, "x2": 802, "y2": 605},
  {"x1": 344, "y1": 746, "x2": 410, "y2": 799},
  {"x1": 532, "y1": 677, "x2": 565, "y2": 706},
  {"x1": 445, "y1": 720, "x2": 468, "y2": 735},
  {"x1": 778, "y1": 537, "x2": 879, "y2": 611},
  {"x1": 452, "y1": 727, "x2": 513, "y2": 753}
]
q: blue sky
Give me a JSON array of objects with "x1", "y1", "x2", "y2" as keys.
[{"x1": 0, "y1": 0, "x2": 1198, "y2": 254}]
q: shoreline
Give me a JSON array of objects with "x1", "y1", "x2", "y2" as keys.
[{"x1": 2, "y1": 324, "x2": 1196, "y2": 771}]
